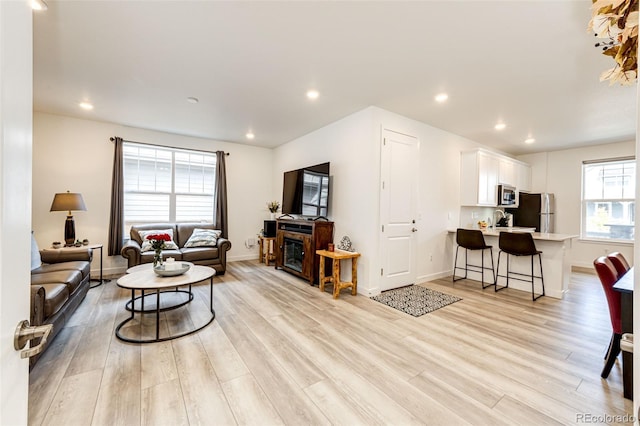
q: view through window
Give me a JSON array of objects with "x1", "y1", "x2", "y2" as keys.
[
  {"x1": 123, "y1": 142, "x2": 216, "y2": 231},
  {"x1": 582, "y1": 158, "x2": 635, "y2": 241}
]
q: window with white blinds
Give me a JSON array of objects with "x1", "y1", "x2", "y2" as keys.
[
  {"x1": 582, "y1": 158, "x2": 635, "y2": 241},
  {"x1": 123, "y1": 143, "x2": 216, "y2": 228}
]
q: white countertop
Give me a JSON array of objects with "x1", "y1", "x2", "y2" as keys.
[{"x1": 448, "y1": 228, "x2": 578, "y2": 242}]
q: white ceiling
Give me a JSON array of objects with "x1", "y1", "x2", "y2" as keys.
[{"x1": 33, "y1": 0, "x2": 637, "y2": 155}]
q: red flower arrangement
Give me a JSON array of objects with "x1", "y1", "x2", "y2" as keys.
[
  {"x1": 146, "y1": 233, "x2": 171, "y2": 251},
  {"x1": 146, "y1": 233, "x2": 171, "y2": 267}
]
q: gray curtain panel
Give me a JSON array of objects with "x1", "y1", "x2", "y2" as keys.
[
  {"x1": 214, "y1": 151, "x2": 228, "y2": 239},
  {"x1": 108, "y1": 137, "x2": 124, "y2": 256}
]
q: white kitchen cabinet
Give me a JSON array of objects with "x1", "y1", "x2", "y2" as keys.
[
  {"x1": 499, "y1": 157, "x2": 516, "y2": 186},
  {"x1": 460, "y1": 150, "x2": 499, "y2": 206},
  {"x1": 516, "y1": 162, "x2": 532, "y2": 192},
  {"x1": 461, "y1": 149, "x2": 530, "y2": 206}
]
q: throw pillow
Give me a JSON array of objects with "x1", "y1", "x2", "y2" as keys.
[
  {"x1": 139, "y1": 229, "x2": 179, "y2": 252},
  {"x1": 31, "y1": 231, "x2": 42, "y2": 270},
  {"x1": 184, "y1": 228, "x2": 222, "y2": 248}
]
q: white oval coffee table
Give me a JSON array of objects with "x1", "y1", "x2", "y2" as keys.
[{"x1": 116, "y1": 264, "x2": 215, "y2": 343}]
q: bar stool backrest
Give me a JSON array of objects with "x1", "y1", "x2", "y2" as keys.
[
  {"x1": 456, "y1": 228, "x2": 488, "y2": 250},
  {"x1": 593, "y1": 256, "x2": 622, "y2": 334},
  {"x1": 498, "y1": 232, "x2": 538, "y2": 256},
  {"x1": 607, "y1": 252, "x2": 630, "y2": 277}
]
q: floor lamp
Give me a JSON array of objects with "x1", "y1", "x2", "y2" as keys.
[{"x1": 50, "y1": 191, "x2": 87, "y2": 246}]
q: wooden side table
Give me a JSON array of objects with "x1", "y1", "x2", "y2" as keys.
[
  {"x1": 316, "y1": 249, "x2": 361, "y2": 299},
  {"x1": 258, "y1": 236, "x2": 276, "y2": 266}
]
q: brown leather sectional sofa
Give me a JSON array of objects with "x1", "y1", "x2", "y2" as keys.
[
  {"x1": 121, "y1": 223, "x2": 231, "y2": 274},
  {"x1": 30, "y1": 247, "x2": 92, "y2": 367}
]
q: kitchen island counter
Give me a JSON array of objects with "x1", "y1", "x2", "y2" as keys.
[{"x1": 448, "y1": 228, "x2": 577, "y2": 299}]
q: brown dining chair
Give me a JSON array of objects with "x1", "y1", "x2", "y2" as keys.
[
  {"x1": 593, "y1": 256, "x2": 622, "y2": 379},
  {"x1": 607, "y1": 252, "x2": 630, "y2": 277}
]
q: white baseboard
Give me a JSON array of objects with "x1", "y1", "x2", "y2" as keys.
[
  {"x1": 416, "y1": 270, "x2": 452, "y2": 284},
  {"x1": 228, "y1": 254, "x2": 260, "y2": 262}
]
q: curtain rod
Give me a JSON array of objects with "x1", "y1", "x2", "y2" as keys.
[{"x1": 109, "y1": 136, "x2": 230, "y2": 156}]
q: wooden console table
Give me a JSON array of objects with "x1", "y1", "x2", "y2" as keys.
[{"x1": 317, "y1": 249, "x2": 360, "y2": 299}]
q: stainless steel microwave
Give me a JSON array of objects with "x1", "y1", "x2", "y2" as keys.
[{"x1": 497, "y1": 184, "x2": 517, "y2": 206}]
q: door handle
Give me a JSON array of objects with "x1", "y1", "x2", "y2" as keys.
[
  {"x1": 411, "y1": 228, "x2": 418, "y2": 232},
  {"x1": 14, "y1": 320, "x2": 53, "y2": 359}
]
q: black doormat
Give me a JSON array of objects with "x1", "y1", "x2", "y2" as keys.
[{"x1": 370, "y1": 285, "x2": 462, "y2": 317}]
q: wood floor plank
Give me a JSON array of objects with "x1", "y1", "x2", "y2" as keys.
[
  {"x1": 217, "y1": 314, "x2": 330, "y2": 425},
  {"x1": 141, "y1": 379, "x2": 189, "y2": 426},
  {"x1": 141, "y1": 341, "x2": 178, "y2": 390},
  {"x1": 41, "y1": 369, "x2": 102, "y2": 426},
  {"x1": 196, "y1": 322, "x2": 250, "y2": 384},
  {"x1": 171, "y1": 334, "x2": 237, "y2": 426},
  {"x1": 221, "y1": 374, "x2": 285, "y2": 426}
]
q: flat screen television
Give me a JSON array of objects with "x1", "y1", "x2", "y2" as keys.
[{"x1": 282, "y1": 162, "x2": 330, "y2": 217}]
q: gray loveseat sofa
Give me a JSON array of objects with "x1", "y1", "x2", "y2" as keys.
[{"x1": 121, "y1": 223, "x2": 231, "y2": 275}]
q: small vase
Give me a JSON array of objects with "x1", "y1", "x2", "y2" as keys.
[
  {"x1": 153, "y1": 250, "x2": 163, "y2": 267},
  {"x1": 270, "y1": 212, "x2": 276, "y2": 220}
]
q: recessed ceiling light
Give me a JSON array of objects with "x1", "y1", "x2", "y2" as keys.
[
  {"x1": 79, "y1": 102, "x2": 94, "y2": 110},
  {"x1": 525, "y1": 138, "x2": 536, "y2": 144},
  {"x1": 187, "y1": 97, "x2": 199, "y2": 104},
  {"x1": 246, "y1": 132, "x2": 255, "y2": 140},
  {"x1": 31, "y1": 0, "x2": 48, "y2": 11},
  {"x1": 435, "y1": 93, "x2": 448, "y2": 102},
  {"x1": 494, "y1": 123, "x2": 506, "y2": 131},
  {"x1": 306, "y1": 90, "x2": 319, "y2": 100}
]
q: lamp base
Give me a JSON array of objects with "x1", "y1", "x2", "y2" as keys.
[{"x1": 64, "y1": 215, "x2": 75, "y2": 246}]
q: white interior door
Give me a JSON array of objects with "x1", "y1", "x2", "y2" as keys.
[
  {"x1": 379, "y1": 129, "x2": 419, "y2": 292},
  {"x1": 1, "y1": 2, "x2": 33, "y2": 424}
]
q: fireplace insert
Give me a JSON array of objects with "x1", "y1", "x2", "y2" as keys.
[{"x1": 283, "y1": 237, "x2": 304, "y2": 273}]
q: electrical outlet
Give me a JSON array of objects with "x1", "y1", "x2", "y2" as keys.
[
  {"x1": 248, "y1": 238, "x2": 256, "y2": 246},
  {"x1": 430, "y1": 255, "x2": 433, "y2": 262},
  {"x1": 471, "y1": 211, "x2": 479, "y2": 219}
]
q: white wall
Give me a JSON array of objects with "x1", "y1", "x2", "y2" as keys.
[
  {"x1": 32, "y1": 112, "x2": 273, "y2": 275},
  {"x1": 518, "y1": 140, "x2": 635, "y2": 269},
  {"x1": 273, "y1": 106, "x2": 482, "y2": 295}
]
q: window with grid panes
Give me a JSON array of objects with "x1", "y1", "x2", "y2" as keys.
[
  {"x1": 123, "y1": 143, "x2": 216, "y2": 232},
  {"x1": 582, "y1": 158, "x2": 635, "y2": 241}
]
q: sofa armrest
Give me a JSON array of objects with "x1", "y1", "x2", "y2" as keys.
[
  {"x1": 217, "y1": 238, "x2": 231, "y2": 253},
  {"x1": 40, "y1": 248, "x2": 93, "y2": 264},
  {"x1": 31, "y1": 285, "x2": 45, "y2": 326},
  {"x1": 121, "y1": 239, "x2": 142, "y2": 268}
]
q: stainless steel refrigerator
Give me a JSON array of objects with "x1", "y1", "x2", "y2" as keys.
[{"x1": 506, "y1": 193, "x2": 555, "y2": 233}]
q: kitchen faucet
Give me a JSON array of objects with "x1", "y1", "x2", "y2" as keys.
[{"x1": 493, "y1": 209, "x2": 505, "y2": 228}]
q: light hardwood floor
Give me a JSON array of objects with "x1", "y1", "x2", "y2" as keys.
[{"x1": 29, "y1": 261, "x2": 634, "y2": 425}]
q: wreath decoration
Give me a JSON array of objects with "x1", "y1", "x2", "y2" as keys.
[{"x1": 588, "y1": 0, "x2": 639, "y2": 85}]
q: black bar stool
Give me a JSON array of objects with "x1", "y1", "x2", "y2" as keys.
[
  {"x1": 452, "y1": 228, "x2": 495, "y2": 289},
  {"x1": 495, "y1": 232, "x2": 545, "y2": 301}
]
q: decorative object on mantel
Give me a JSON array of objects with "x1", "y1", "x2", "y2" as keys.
[
  {"x1": 52, "y1": 241, "x2": 62, "y2": 249},
  {"x1": 371, "y1": 285, "x2": 462, "y2": 317},
  {"x1": 337, "y1": 236, "x2": 354, "y2": 252},
  {"x1": 146, "y1": 233, "x2": 172, "y2": 267},
  {"x1": 267, "y1": 200, "x2": 280, "y2": 220},
  {"x1": 588, "y1": 0, "x2": 638, "y2": 85}
]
